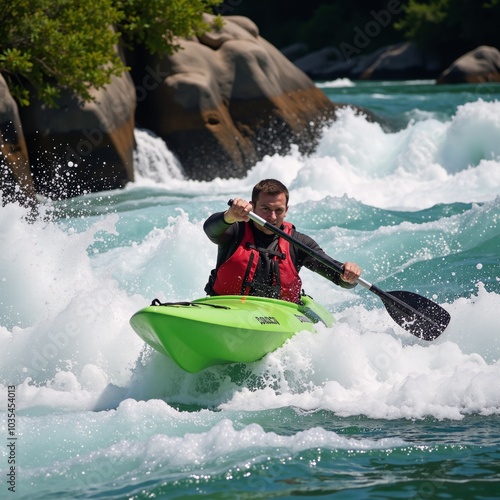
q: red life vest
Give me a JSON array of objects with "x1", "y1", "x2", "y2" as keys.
[{"x1": 212, "y1": 221, "x2": 302, "y2": 303}]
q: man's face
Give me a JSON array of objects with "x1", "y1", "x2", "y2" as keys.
[{"x1": 252, "y1": 192, "x2": 288, "y2": 234}]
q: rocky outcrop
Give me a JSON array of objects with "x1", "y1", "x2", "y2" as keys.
[
  {"x1": 437, "y1": 46, "x2": 500, "y2": 84},
  {"x1": 132, "y1": 14, "x2": 338, "y2": 181},
  {"x1": 17, "y1": 64, "x2": 136, "y2": 200},
  {"x1": 3, "y1": 14, "x2": 498, "y2": 203},
  {"x1": 1, "y1": 15, "x2": 362, "y2": 201},
  {"x1": 359, "y1": 42, "x2": 442, "y2": 80},
  {"x1": 0, "y1": 74, "x2": 35, "y2": 207},
  {"x1": 291, "y1": 42, "x2": 443, "y2": 81}
]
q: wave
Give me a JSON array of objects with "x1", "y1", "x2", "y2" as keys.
[{"x1": 1, "y1": 94, "x2": 499, "y2": 422}]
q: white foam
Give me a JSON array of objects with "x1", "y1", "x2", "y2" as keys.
[
  {"x1": 2, "y1": 98, "x2": 500, "y2": 419},
  {"x1": 218, "y1": 284, "x2": 500, "y2": 420},
  {"x1": 1, "y1": 195, "x2": 499, "y2": 419},
  {"x1": 316, "y1": 78, "x2": 355, "y2": 88},
  {"x1": 129, "y1": 99, "x2": 500, "y2": 210}
]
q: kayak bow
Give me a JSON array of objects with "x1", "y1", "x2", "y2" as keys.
[{"x1": 130, "y1": 294, "x2": 334, "y2": 372}]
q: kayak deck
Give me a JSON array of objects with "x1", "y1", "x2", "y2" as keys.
[{"x1": 130, "y1": 295, "x2": 334, "y2": 373}]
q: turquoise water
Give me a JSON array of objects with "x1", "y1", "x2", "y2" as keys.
[{"x1": 1, "y1": 79, "x2": 500, "y2": 498}]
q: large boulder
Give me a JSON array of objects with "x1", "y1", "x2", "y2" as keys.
[
  {"x1": 437, "y1": 45, "x2": 500, "y2": 84},
  {"x1": 292, "y1": 42, "x2": 442, "y2": 81},
  {"x1": 132, "y1": 14, "x2": 338, "y2": 180},
  {"x1": 4, "y1": 15, "x2": 352, "y2": 200},
  {"x1": 19, "y1": 64, "x2": 136, "y2": 199},
  {"x1": 359, "y1": 42, "x2": 442, "y2": 80},
  {"x1": 0, "y1": 74, "x2": 36, "y2": 207}
]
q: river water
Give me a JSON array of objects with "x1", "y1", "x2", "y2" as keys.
[{"x1": 1, "y1": 79, "x2": 500, "y2": 498}]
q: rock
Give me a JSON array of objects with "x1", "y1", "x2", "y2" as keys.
[
  {"x1": 437, "y1": 45, "x2": 500, "y2": 84},
  {"x1": 292, "y1": 42, "x2": 442, "y2": 81},
  {"x1": 5, "y1": 15, "x2": 367, "y2": 199},
  {"x1": 280, "y1": 43, "x2": 310, "y2": 61},
  {"x1": 359, "y1": 42, "x2": 442, "y2": 80},
  {"x1": 291, "y1": 47, "x2": 345, "y2": 79},
  {"x1": 19, "y1": 56, "x2": 136, "y2": 200},
  {"x1": 132, "y1": 14, "x2": 338, "y2": 181},
  {"x1": 0, "y1": 74, "x2": 36, "y2": 208}
]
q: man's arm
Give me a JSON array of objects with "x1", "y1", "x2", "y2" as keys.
[
  {"x1": 204, "y1": 211, "x2": 246, "y2": 270},
  {"x1": 292, "y1": 231, "x2": 359, "y2": 289},
  {"x1": 204, "y1": 197, "x2": 252, "y2": 243},
  {"x1": 203, "y1": 212, "x2": 239, "y2": 244}
]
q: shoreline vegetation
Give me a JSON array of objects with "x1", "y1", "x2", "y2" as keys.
[
  {"x1": 2, "y1": 0, "x2": 499, "y2": 107},
  {"x1": 225, "y1": 0, "x2": 500, "y2": 68},
  {"x1": 1, "y1": 0, "x2": 499, "y2": 207}
]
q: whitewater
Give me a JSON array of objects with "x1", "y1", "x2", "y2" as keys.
[{"x1": 1, "y1": 80, "x2": 499, "y2": 498}]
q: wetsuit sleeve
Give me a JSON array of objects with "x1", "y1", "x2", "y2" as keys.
[
  {"x1": 203, "y1": 212, "x2": 239, "y2": 244},
  {"x1": 203, "y1": 212, "x2": 242, "y2": 269},
  {"x1": 292, "y1": 230, "x2": 357, "y2": 289}
]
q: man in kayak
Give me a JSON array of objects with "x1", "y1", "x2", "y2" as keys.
[{"x1": 203, "y1": 179, "x2": 362, "y2": 303}]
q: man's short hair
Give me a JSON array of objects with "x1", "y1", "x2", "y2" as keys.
[{"x1": 252, "y1": 179, "x2": 289, "y2": 206}]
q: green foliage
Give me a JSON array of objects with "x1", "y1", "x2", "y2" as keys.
[
  {"x1": 0, "y1": 0, "x2": 222, "y2": 107},
  {"x1": 228, "y1": 0, "x2": 500, "y2": 62},
  {"x1": 0, "y1": 0, "x2": 124, "y2": 106},
  {"x1": 1, "y1": 0, "x2": 498, "y2": 108},
  {"x1": 395, "y1": 0, "x2": 500, "y2": 58},
  {"x1": 116, "y1": 0, "x2": 222, "y2": 55}
]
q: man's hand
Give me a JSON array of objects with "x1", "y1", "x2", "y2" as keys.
[
  {"x1": 224, "y1": 198, "x2": 252, "y2": 224},
  {"x1": 341, "y1": 262, "x2": 362, "y2": 284}
]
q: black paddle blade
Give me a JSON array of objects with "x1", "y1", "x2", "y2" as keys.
[{"x1": 380, "y1": 290, "x2": 451, "y2": 341}]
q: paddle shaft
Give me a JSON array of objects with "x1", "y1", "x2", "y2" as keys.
[
  {"x1": 243, "y1": 207, "x2": 376, "y2": 289},
  {"x1": 227, "y1": 200, "x2": 450, "y2": 339}
]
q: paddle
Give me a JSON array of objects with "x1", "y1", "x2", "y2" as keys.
[{"x1": 227, "y1": 200, "x2": 450, "y2": 341}]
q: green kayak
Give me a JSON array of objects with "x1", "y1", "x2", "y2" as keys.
[{"x1": 129, "y1": 294, "x2": 335, "y2": 373}]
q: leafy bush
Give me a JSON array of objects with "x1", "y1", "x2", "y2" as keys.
[
  {"x1": 0, "y1": 0, "x2": 222, "y2": 106},
  {"x1": 395, "y1": 0, "x2": 500, "y2": 60}
]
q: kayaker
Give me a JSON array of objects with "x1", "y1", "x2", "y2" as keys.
[{"x1": 203, "y1": 178, "x2": 362, "y2": 303}]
